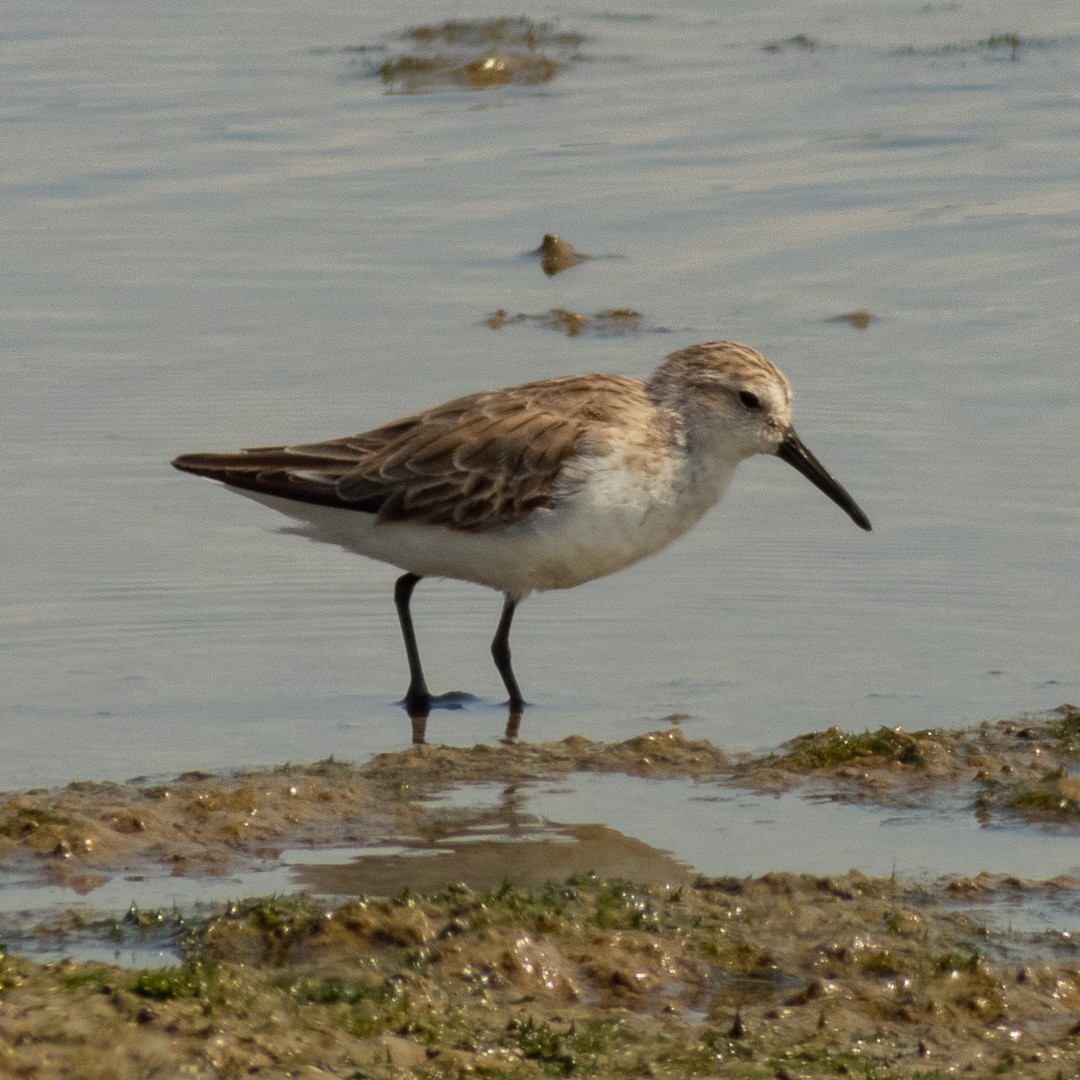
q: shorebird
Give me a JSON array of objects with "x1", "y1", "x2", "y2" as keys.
[{"x1": 173, "y1": 341, "x2": 871, "y2": 740}]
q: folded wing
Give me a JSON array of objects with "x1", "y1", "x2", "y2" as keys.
[{"x1": 172, "y1": 374, "x2": 646, "y2": 531}]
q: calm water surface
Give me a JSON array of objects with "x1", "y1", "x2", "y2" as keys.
[{"x1": 4, "y1": 1, "x2": 1079, "y2": 879}]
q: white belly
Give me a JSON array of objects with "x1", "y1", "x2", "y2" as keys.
[{"x1": 222, "y1": 449, "x2": 735, "y2": 598}]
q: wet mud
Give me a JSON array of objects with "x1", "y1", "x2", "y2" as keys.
[
  {"x1": 1, "y1": 710, "x2": 1079, "y2": 1077},
  {"x1": 2, "y1": 712, "x2": 1078, "y2": 885},
  {"x1": 3, "y1": 870, "x2": 1080, "y2": 1078}
]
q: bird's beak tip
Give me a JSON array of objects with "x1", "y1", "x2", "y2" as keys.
[{"x1": 777, "y1": 431, "x2": 872, "y2": 533}]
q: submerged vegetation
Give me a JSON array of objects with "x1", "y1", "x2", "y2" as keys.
[
  {"x1": 763, "y1": 33, "x2": 820, "y2": 53},
  {"x1": 891, "y1": 32, "x2": 1043, "y2": 61},
  {"x1": 533, "y1": 233, "x2": 593, "y2": 276},
  {"x1": 2, "y1": 712, "x2": 1079, "y2": 1073},
  {"x1": 766, "y1": 725, "x2": 931, "y2": 770},
  {"x1": 336, "y1": 17, "x2": 590, "y2": 93},
  {"x1": 4, "y1": 871, "x2": 1080, "y2": 1077},
  {"x1": 828, "y1": 308, "x2": 878, "y2": 329},
  {"x1": 484, "y1": 307, "x2": 646, "y2": 337}
]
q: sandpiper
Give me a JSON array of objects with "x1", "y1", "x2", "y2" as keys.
[{"x1": 173, "y1": 341, "x2": 871, "y2": 740}]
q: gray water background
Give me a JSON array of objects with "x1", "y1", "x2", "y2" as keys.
[{"x1": 4, "y1": 0, "x2": 1079, "y2": 880}]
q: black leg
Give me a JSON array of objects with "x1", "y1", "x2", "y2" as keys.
[
  {"x1": 394, "y1": 573, "x2": 430, "y2": 727},
  {"x1": 490, "y1": 593, "x2": 525, "y2": 714}
]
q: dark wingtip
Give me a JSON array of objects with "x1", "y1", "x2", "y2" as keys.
[
  {"x1": 171, "y1": 452, "x2": 249, "y2": 481},
  {"x1": 172, "y1": 453, "x2": 196, "y2": 473}
]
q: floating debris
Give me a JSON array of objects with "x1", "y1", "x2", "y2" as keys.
[
  {"x1": 891, "y1": 33, "x2": 1041, "y2": 61},
  {"x1": 982, "y1": 32, "x2": 1022, "y2": 60},
  {"x1": 485, "y1": 307, "x2": 644, "y2": 337},
  {"x1": 403, "y1": 17, "x2": 586, "y2": 51},
  {"x1": 379, "y1": 51, "x2": 560, "y2": 91},
  {"x1": 348, "y1": 17, "x2": 588, "y2": 93},
  {"x1": 827, "y1": 309, "x2": 877, "y2": 329},
  {"x1": 533, "y1": 233, "x2": 591, "y2": 276},
  {"x1": 763, "y1": 33, "x2": 819, "y2": 53}
]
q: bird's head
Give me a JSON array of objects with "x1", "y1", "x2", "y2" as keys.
[{"x1": 649, "y1": 341, "x2": 871, "y2": 531}]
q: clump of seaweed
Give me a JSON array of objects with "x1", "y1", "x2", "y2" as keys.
[
  {"x1": 827, "y1": 308, "x2": 877, "y2": 330},
  {"x1": 355, "y1": 18, "x2": 589, "y2": 93},
  {"x1": 485, "y1": 307, "x2": 645, "y2": 337},
  {"x1": 8, "y1": 871, "x2": 1080, "y2": 1077},
  {"x1": 1000, "y1": 771, "x2": 1080, "y2": 823},
  {"x1": 763, "y1": 33, "x2": 820, "y2": 53},
  {"x1": 768, "y1": 726, "x2": 931, "y2": 771},
  {"x1": 891, "y1": 33, "x2": 1044, "y2": 62},
  {"x1": 533, "y1": 233, "x2": 592, "y2": 276}
]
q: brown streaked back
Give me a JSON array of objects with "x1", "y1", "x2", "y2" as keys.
[{"x1": 172, "y1": 373, "x2": 660, "y2": 531}]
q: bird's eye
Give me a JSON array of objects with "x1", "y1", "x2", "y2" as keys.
[{"x1": 738, "y1": 390, "x2": 761, "y2": 409}]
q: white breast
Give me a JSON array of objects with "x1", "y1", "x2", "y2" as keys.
[{"x1": 221, "y1": 440, "x2": 738, "y2": 598}]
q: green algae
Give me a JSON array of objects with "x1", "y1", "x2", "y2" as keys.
[
  {"x1": 402, "y1": 18, "x2": 586, "y2": 52},
  {"x1": 828, "y1": 308, "x2": 878, "y2": 329},
  {"x1": 6, "y1": 872, "x2": 1080, "y2": 1077},
  {"x1": 767, "y1": 726, "x2": 932, "y2": 771},
  {"x1": 484, "y1": 307, "x2": 646, "y2": 337},
  {"x1": 891, "y1": 33, "x2": 1049, "y2": 61},
  {"x1": 364, "y1": 17, "x2": 588, "y2": 93},
  {"x1": 763, "y1": 33, "x2": 820, "y2": 53},
  {"x1": 534, "y1": 233, "x2": 592, "y2": 276},
  {"x1": 4, "y1": 713, "x2": 1080, "y2": 1075}
]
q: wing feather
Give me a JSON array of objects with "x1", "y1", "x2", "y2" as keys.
[{"x1": 172, "y1": 373, "x2": 654, "y2": 530}]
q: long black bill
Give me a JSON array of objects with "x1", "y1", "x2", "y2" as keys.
[{"x1": 777, "y1": 431, "x2": 872, "y2": 531}]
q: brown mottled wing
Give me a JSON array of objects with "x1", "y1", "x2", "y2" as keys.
[{"x1": 172, "y1": 374, "x2": 647, "y2": 531}]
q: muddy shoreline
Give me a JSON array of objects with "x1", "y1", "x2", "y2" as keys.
[
  {"x1": 2, "y1": 709, "x2": 1077, "y2": 883},
  {"x1": 1, "y1": 711, "x2": 1078, "y2": 1077}
]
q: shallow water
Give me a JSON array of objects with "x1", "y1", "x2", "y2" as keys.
[
  {"x1": 5, "y1": 777, "x2": 1080, "y2": 967},
  {"x1": 4, "y1": 2, "x2": 1079, "y2": 880}
]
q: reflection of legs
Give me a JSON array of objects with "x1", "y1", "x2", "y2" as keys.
[
  {"x1": 490, "y1": 593, "x2": 525, "y2": 714},
  {"x1": 502, "y1": 710, "x2": 521, "y2": 743},
  {"x1": 394, "y1": 573, "x2": 429, "y2": 717}
]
